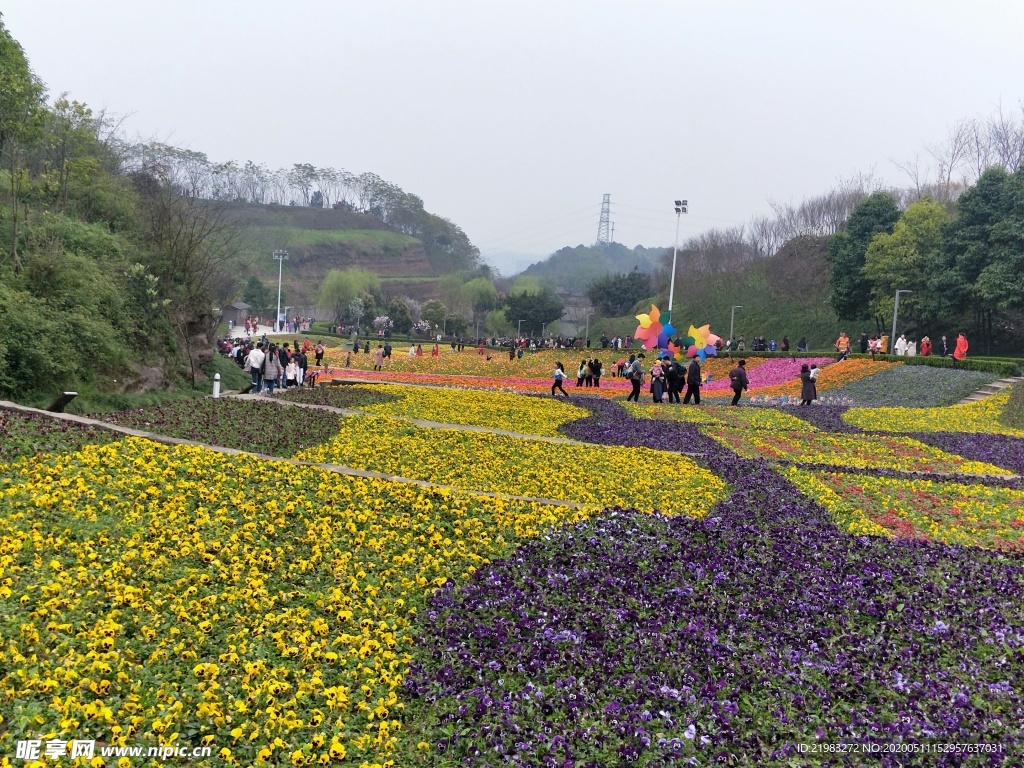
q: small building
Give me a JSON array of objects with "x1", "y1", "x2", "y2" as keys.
[{"x1": 220, "y1": 302, "x2": 251, "y2": 325}]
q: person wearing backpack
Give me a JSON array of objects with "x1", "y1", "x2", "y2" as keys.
[{"x1": 625, "y1": 354, "x2": 644, "y2": 402}]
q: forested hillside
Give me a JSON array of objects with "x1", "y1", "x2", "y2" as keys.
[{"x1": 521, "y1": 243, "x2": 667, "y2": 294}]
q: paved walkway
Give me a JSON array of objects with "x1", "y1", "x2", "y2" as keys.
[{"x1": 0, "y1": 400, "x2": 588, "y2": 509}]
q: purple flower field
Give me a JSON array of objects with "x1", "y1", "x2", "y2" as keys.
[{"x1": 404, "y1": 398, "x2": 1024, "y2": 766}]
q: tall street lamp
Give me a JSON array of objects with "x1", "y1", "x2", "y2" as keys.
[
  {"x1": 273, "y1": 249, "x2": 288, "y2": 332},
  {"x1": 584, "y1": 311, "x2": 593, "y2": 344},
  {"x1": 518, "y1": 319, "x2": 524, "y2": 338},
  {"x1": 667, "y1": 199, "x2": 688, "y2": 322},
  {"x1": 730, "y1": 305, "x2": 743, "y2": 348},
  {"x1": 891, "y1": 290, "x2": 912, "y2": 354}
]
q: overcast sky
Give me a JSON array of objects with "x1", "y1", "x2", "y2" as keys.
[{"x1": 5, "y1": 1, "x2": 1023, "y2": 273}]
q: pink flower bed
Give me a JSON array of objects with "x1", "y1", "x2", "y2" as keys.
[{"x1": 703, "y1": 357, "x2": 835, "y2": 392}]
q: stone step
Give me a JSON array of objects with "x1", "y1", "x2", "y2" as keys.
[{"x1": 958, "y1": 375, "x2": 1023, "y2": 405}]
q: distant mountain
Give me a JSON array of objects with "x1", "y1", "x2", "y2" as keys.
[{"x1": 520, "y1": 243, "x2": 669, "y2": 294}]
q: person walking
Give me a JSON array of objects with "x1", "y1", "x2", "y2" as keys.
[
  {"x1": 728, "y1": 359, "x2": 749, "y2": 406},
  {"x1": 939, "y1": 335, "x2": 950, "y2": 357},
  {"x1": 626, "y1": 354, "x2": 644, "y2": 402},
  {"x1": 576, "y1": 360, "x2": 588, "y2": 387},
  {"x1": 799, "y1": 363, "x2": 817, "y2": 406},
  {"x1": 953, "y1": 332, "x2": 968, "y2": 368},
  {"x1": 245, "y1": 342, "x2": 265, "y2": 393},
  {"x1": 835, "y1": 332, "x2": 851, "y2": 359},
  {"x1": 261, "y1": 344, "x2": 282, "y2": 396},
  {"x1": 314, "y1": 341, "x2": 325, "y2": 369},
  {"x1": 374, "y1": 344, "x2": 385, "y2": 371},
  {"x1": 551, "y1": 362, "x2": 569, "y2": 397},
  {"x1": 859, "y1": 331, "x2": 869, "y2": 354},
  {"x1": 650, "y1": 360, "x2": 665, "y2": 403},
  {"x1": 590, "y1": 357, "x2": 603, "y2": 388},
  {"x1": 683, "y1": 357, "x2": 702, "y2": 405},
  {"x1": 665, "y1": 358, "x2": 682, "y2": 403},
  {"x1": 295, "y1": 347, "x2": 308, "y2": 386},
  {"x1": 894, "y1": 334, "x2": 908, "y2": 356}
]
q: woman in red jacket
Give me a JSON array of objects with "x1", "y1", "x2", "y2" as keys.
[{"x1": 952, "y1": 332, "x2": 968, "y2": 367}]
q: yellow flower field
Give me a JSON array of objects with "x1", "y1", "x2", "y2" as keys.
[
  {"x1": 294, "y1": 415, "x2": 729, "y2": 516},
  {"x1": 357, "y1": 385, "x2": 588, "y2": 437},
  {"x1": 0, "y1": 439, "x2": 593, "y2": 766},
  {"x1": 844, "y1": 390, "x2": 1024, "y2": 436}
]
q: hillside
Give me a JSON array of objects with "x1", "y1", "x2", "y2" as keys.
[
  {"x1": 521, "y1": 243, "x2": 668, "y2": 294},
  {"x1": 226, "y1": 203, "x2": 438, "y2": 308}
]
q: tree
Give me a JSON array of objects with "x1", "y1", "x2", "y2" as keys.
[
  {"x1": 242, "y1": 275, "x2": 273, "y2": 311},
  {"x1": 387, "y1": 298, "x2": 413, "y2": 334},
  {"x1": 825, "y1": 192, "x2": 901, "y2": 320},
  {"x1": 309, "y1": 190, "x2": 324, "y2": 208},
  {"x1": 511, "y1": 275, "x2": 544, "y2": 296},
  {"x1": 461, "y1": 277, "x2": 498, "y2": 326},
  {"x1": 938, "y1": 166, "x2": 1024, "y2": 351},
  {"x1": 587, "y1": 268, "x2": 652, "y2": 317},
  {"x1": 0, "y1": 16, "x2": 46, "y2": 270},
  {"x1": 421, "y1": 299, "x2": 447, "y2": 328},
  {"x1": 318, "y1": 267, "x2": 380, "y2": 324},
  {"x1": 504, "y1": 288, "x2": 564, "y2": 335},
  {"x1": 863, "y1": 198, "x2": 947, "y2": 329},
  {"x1": 436, "y1": 273, "x2": 468, "y2": 316}
]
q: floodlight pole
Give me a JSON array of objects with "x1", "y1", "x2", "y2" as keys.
[
  {"x1": 273, "y1": 249, "x2": 288, "y2": 332},
  {"x1": 891, "y1": 290, "x2": 912, "y2": 354},
  {"x1": 730, "y1": 305, "x2": 743, "y2": 348},
  {"x1": 584, "y1": 311, "x2": 593, "y2": 343},
  {"x1": 668, "y1": 199, "x2": 688, "y2": 320}
]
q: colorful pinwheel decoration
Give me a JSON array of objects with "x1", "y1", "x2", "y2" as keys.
[
  {"x1": 634, "y1": 305, "x2": 676, "y2": 352},
  {"x1": 679, "y1": 323, "x2": 723, "y2": 363}
]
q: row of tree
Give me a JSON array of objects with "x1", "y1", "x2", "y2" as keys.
[
  {"x1": 314, "y1": 268, "x2": 566, "y2": 337},
  {"x1": 126, "y1": 144, "x2": 481, "y2": 273},
  {"x1": 826, "y1": 167, "x2": 1024, "y2": 352},
  {"x1": 648, "y1": 104, "x2": 1024, "y2": 290}
]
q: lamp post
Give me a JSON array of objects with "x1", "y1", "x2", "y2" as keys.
[
  {"x1": 584, "y1": 311, "x2": 593, "y2": 344},
  {"x1": 518, "y1": 319, "x2": 524, "y2": 338},
  {"x1": 730, "y1": 305, "x2": 743, "y2": 348},
  {"x1": 273, "y1": 249, "x2": 288, "y2": 332},
  {"x1": 667, "y1": 199, "x2": 688, "y2": 321},
  {"x1": 891, "y1": 290, "x2": 912, "y2": 354}
]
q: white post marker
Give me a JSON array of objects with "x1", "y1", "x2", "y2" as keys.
[{"x1": 212, "y1": 373, "x2": 221, "y2": 398}]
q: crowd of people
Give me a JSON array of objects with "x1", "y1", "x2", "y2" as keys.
[
  {"x1": 220, "y1": 337, "x2": 328, "y2": 394},
  {"x1": 840, "y1": 330, "x2": 970, "y2": 364}
]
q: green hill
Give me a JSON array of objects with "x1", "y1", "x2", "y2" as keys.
[
  {"x1": 521, "y1": 243, "x2": 668, "y2": 294},
  {"x1": 226, "y1": 203, "x2": 435, "y2": 308}
]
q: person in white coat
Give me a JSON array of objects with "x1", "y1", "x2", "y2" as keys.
[
  {"x1": 906, "y1": 337, "x2": 917, "y2": 357},
  {"x1": 894, "y1": 334, "x2": 909, "y2": 356}
]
